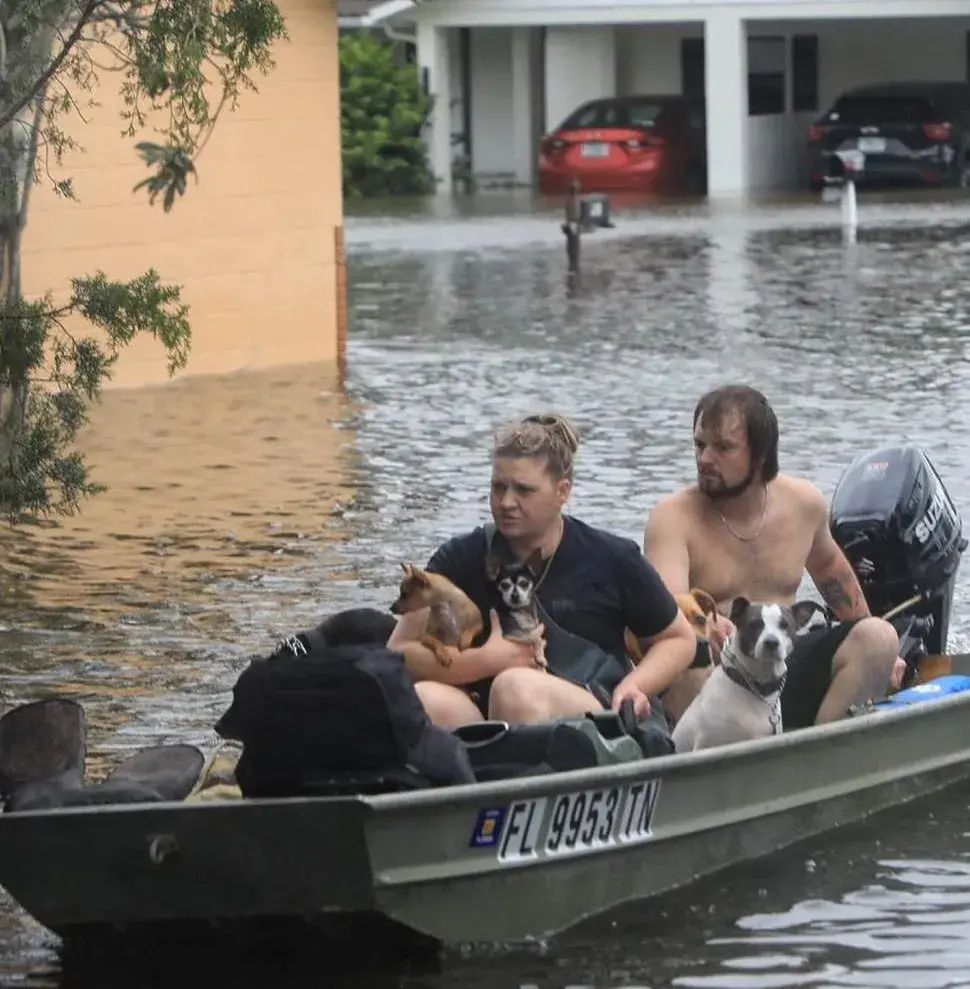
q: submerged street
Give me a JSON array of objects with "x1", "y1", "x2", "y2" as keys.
[{"x1": 3, "y1": 191, "x2": 970, "y2": 985}]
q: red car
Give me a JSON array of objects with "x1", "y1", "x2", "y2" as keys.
[{"x1": 538, "y1": 95, "x2": 707, "y2": 196}]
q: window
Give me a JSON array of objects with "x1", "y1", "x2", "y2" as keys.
[
  {"x1": 561, "y1": 101, "x2": 622, "y2": 129},
  {"x1": 791, "y1": 35, "x2": 818, "y2": 112},
  {"x1": 681, "y1": 37, "x2": 705, "y2": 103},
  {"x1": 827, "y1": 95, "x2": 938, "y2": 126},
  {"x1": 561, "y1": 100, "x2": 667, "y2": 130},
  {"x1": 747, "y1": 35, "x2": 785, "y2": 116}
]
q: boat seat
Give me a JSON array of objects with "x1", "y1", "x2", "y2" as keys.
[{"x1": 453, "y1": 710, "x2": 649, "y2": 783}]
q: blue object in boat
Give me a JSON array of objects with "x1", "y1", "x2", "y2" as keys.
[{"x1": 877, "y1": 675, "x2": 970, "y2": 707}]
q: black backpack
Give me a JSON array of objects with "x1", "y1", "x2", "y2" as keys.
[{"x1": 215, "y1": 642, "x2": 476, "y2": 798}]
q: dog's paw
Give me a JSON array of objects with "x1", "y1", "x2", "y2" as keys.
[{"x1": 420, "y1": 635, "x2": 454, "y2": 668}]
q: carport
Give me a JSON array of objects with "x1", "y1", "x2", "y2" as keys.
[{"x1": 377, "y1": 0, "x2": 970, "y2": 197}]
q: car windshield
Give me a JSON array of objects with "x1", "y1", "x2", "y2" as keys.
[
  {"x1": 827, "y1": 95, "x2": 939, "y2": 126},
  {"x1": 561, "y1": 100, "x2": 666, "y2": 130}
]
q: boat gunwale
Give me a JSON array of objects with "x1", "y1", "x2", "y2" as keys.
[{"x1": 0, "y1": 664, "x2": 968, "y2": 823}]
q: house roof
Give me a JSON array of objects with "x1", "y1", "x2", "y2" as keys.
[{"x1": 338, "y1": 0, "x2": 416, "y2": 27}]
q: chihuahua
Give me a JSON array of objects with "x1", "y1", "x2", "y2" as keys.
[
  {"x1": 485, "y1": 552, "x2": 548, "y2": 671},
  {"x1": 390, "y1": 564, "x2": 483, "y2": 668}
]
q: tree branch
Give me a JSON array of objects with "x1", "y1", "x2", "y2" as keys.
[{"x1": 0, "y1": 0, "x2": 105, "y2": 131}]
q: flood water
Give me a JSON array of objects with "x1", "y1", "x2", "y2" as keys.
[{"x1": 4, "y1": 190, "x2": 970, "y2": 986}]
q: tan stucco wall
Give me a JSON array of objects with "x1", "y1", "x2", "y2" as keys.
[{"x1": 20, "y1": 0, "x2": 344, "y2": 390}]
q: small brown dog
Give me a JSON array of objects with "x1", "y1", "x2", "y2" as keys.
[
  {"x1": 661, "y1": 587, "x2": 721, "y2": 725},
  {"x1": 676, "y1": 588, "x2": 719, "y2": 641},
  {"x1": 390, "y1": 564, "x2": 483, "y2": 668}
]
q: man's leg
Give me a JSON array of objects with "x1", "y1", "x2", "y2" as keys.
[
  {"x1": 414, "y1": 682, "x2": 484, "y2": 728},
  {"x1": 816, "y1": 617, "x2": 899, "y2": 723},
  {"x1": 782, "y1": 617, "x2": 899, "y2": 729},
  {"x1": 488, "y1": 668, "x2": 602, "y2": 723}
]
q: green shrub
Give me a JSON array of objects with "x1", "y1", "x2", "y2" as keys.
[{"x1": 340, "y1": 33, "x2": 435, "y2": 197}]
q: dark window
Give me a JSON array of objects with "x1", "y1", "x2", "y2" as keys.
[
  {"x1": 747, "y1": 36, "x2": 785, "y2": 116},
  {"x1": 792, "y1": 35, "x2": 818, "y2": 112},
  {"x1": 826, "y1": 95, "x2": 938, "y2": 126},
  {"x1": 681, "y1": 37, "x2": 705, "y2": 103},
  {"x1": 561, "y1": 100, "x2": 668, "y2": 130}
]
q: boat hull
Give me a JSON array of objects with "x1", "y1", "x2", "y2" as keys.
[{"x1": 2, "y1": 660, "x2": 970, "y2": 946}]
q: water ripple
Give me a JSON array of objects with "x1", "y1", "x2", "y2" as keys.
[{"x1": 5, "y1": 203, "x2": 970, "y2": 982}]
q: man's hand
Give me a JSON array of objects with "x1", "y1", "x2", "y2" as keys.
[
  {"x1": 611, "y1": 678, "x2": 651, "y2": 720},
  {"x1": 478, "y1": 610, "x2": 542, "y2": 673},
  {"x1": 890, "y1": 656, "x2": 908, "y2": 692}
]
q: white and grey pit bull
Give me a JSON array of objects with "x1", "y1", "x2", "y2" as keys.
[{"x1": 671, "y1": 596, "x2": 827, "y2": 753}]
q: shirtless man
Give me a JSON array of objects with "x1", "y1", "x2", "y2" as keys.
[{"x1": 644, "y1": 384, "x2": 903, "y2": 729}]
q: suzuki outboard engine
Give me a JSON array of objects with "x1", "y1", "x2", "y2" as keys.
[{"x1": 830, "y1": 444, "x2": 966, "y2": 666}]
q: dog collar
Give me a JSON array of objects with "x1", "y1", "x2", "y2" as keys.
[
  {"x1": 722, "y1": 664, "x2": 785, "y2": 697},
  {"x1": 720, "y1": 640, "x2": 786, "y2": 697}
]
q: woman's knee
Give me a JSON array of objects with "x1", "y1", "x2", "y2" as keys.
[
  {"x1": 488, "y1": 668, "x2": 600, "y2": 723},
  {"x1": 488, "y1": 668, "x2": 556, "y2": 723},
  {"x1": 414, "y1": 681, "x2": 482, "y2": 728}
]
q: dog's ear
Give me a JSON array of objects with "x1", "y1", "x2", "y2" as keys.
[
  {"x1": 399, "y1": 562, "x2": 411, "y2": 576},
  {"x1": 792, "y1": 599, "x2": 828, "y2": 631},
  {"x1": 729, "y1": 596, "x2": 750, "y2": 624},
  {"x1": 690, "y1": 588, "x2": 718, "y2": 619},
  {"x1": 484, "y1": 555, "x2": 501, "y2": 582}
]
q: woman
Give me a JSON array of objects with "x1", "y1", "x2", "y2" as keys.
[{"x1": 388, "y1": 413, "x2": 695, "y2": 728}]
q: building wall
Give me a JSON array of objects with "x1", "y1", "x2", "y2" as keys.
[
  {"x1": 21, "y1": 0, "x2": 344, "y2": 390},
  {"x1": 813, "y1": 16, "x2": 970, "y2": 107}
]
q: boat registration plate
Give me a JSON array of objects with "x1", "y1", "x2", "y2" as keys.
[{"x1": 492, "y1": 779, "x2": 661, "y2": 863}]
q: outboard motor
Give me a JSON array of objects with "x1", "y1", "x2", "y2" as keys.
[{"x1": 829, "y1": 444, "x2": 966, "y2": 664}]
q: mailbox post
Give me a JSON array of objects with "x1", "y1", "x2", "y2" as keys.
[
  {"x1": 821, "y1": 148, "x2": 866, "y2": 244},
  {"x1": 562, "y1": 179, "x2": 615, "y2": 274}
]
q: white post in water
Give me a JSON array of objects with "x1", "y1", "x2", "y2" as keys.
[{"x1": 835, "y1": 149, "x2": 866, "y2": 245}]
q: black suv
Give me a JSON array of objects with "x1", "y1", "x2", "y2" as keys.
[{"x1": 807, "y1": 81, "x2": 970, "y2": 191}]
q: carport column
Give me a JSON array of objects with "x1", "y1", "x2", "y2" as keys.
[
  {"x1": 417, "y1": 23, "x2": 453, "y2": 193},
  {"x1": 703, "y1": 12, "x2": 748, "y2": 198},
  {"x1": 511, "y1": 27, "x2": 538, "y2": 186}
]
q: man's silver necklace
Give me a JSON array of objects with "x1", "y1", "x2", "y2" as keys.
[{"x1": 717, "y1": 485, "x2": 770, "y2": 543}]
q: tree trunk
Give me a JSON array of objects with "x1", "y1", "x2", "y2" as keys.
[{"x1": 0, "y1": 17, "x2": 54, "y2": 473}]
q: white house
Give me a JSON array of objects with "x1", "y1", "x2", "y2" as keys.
[{"x1": 366, "y1": 0, "x2": 970, "y2": 197}]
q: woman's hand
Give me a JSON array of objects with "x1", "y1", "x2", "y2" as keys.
[
  {"x1": 611, "y1": 678, "x2": 651, "y2": 720},
  {"x1": 478, "y1": 610, "x2": 542, "y2": 673}
]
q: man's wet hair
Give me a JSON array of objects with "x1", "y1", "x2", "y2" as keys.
[{"x1": 693, "y1": 385, "x2": 779, "y2": 482}]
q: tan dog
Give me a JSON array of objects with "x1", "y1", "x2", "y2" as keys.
[
  {"x1": 390, "y1": 564, "x2": 484, "y2": 668},
  {"x1": 662, "y1": 588, "x2": 720, "y2": 725}
]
